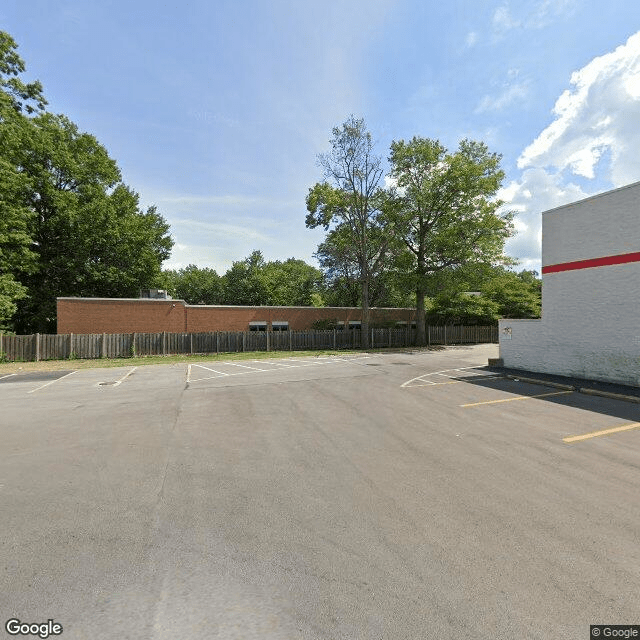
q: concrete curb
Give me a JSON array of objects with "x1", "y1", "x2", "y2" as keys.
[
  {"x1": 505, "y1": 374, "x2": 575, "y2": 391},
  {"x1": 578, "y1": 387, "x2": 640, "y2": 403},
  {"x1": 492, "y1": 367, "x2": 640, "y2": 404}
]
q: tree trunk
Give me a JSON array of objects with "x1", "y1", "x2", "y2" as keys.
[
  {"x1": 361, "y1": 278, "x2": 370, "y2": 350},
  {"x1": 415, "y1": 287, "x2": 427, "y2": 346}
]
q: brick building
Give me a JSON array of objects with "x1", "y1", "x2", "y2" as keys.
[
  {"x1": 498, "y1": 182, "x2": 640, "y2": 387},
  {"x1": 56, "y1": 298, "x2": 416, "y2": 334}
]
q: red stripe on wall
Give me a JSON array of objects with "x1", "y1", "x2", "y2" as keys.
[{"x1": 542, "y1": 251, "x2": 640, "y2": 274}]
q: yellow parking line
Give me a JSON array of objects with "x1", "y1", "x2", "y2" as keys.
[
  {"x1": 563, "y1": 422, "x2": 640, "y2": 443},
  {"x1": 461, "y1": 390, "x2": 573, "y2": 407}
]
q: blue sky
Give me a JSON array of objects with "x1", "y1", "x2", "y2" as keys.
[{"x1": 3, "y1": 0, "x2": 640, "y2": 275}]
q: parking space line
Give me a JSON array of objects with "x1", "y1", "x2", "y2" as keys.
[
  {"x1": 187, "y1": 355, "x2": 359, "y2": 383},
  {"x1": 563, "y1": 422, "x2": 640, "y2": 443},
  {"x1": 27, "y1": 370, "x2": 78, "y2": 394},
  {"x1": 414, "y1": 376, "x2": 507, "y2": 388},
  {"x1": 403, "y1": 373, "x2": 505, "y2": 388},
  {"x1": 114, "y1": 367, "x2": 137, "y2": 386},
  {"x1": 461, "y1": 390, "x2": 573, "y2": 407},
  {"x1": 224, "y1": 362, "x2": 270, "y2": 371},
  {"x1": 256, "y1": 360, "x2": 295, "y2": 368},
  {"x1": 0, "y1": 373, "x2": 17, "y2": 381},
  {"x1": 401, "y1": 366, "x2": 486, "y2": 388},
  {"x1": 192, "y1": 364, "x2": 230, "y2": 376}
]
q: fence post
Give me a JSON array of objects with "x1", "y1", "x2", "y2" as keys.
[
  {"x1": 0, "y1": 331, "x2": 3, "y2": 358},
  {"x1": 427, "y1": 325, "x2": 431, "y2": 347},
  {"x1": 371, "y1": 328, "x2": 374, "y2": 350},
  {"x1": 35, "y1": 333, "x2": 40, "y2": 362},
  {"x1": 242, "y1": 332, "x2": 245, "y2": 352},
  {"x1": 333, "y1": 329, "x2": 336, "y2": 350},
  {"x1": 69, "y1": 333, "x2": 73, "y2": 359},
  {"x1": 266, "y1": 330, "x2": 270, "y2": 352},
  {"x1": 444, "y1": 325, "x2": 447, "y2": 346}
]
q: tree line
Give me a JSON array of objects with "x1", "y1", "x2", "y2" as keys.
[
  {"x1": 160, "y1": 255, "x2": 540, "y2": 324},
  {"x1": 1, "y1": 31, "x2": 540, "y2": 338},
  {"x1": 162, "y1": 116, "x2": 541, "y2": 333},
  {"x1": 305, "y1": 116, "x2": 539, "y2": 347}
]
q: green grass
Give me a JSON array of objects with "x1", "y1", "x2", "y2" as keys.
[
  {"x1": 0, "y1": 343, "x2": 450, "y2": 375},
  {"x1": 0, "y1": 348, "x2": 370, "y2": 374}
]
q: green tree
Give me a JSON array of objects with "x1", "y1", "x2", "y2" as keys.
[
  {"x1": 480, "y1": 268, "x2": 541, "y2": 318},
  {"x1": 0, "y1": 31, "x2": 46, "y2": 114},
  {"x1": 426, "y1": 291, "x2": 500, "y2": 325},
  {"x1": 261, "y1": 258, "x2": 323, "y2": 306},
  {"x1": 316, "y1": 223, "x2": 412, "y2": 308},
  {"x1": 0, "y1": 31, "x2": 173, "y2": 333},
  {"x1": 388, "y1": 137, "x2": 513, "y2": 345},
  {"x1": 0, "y1": 32, "x2": 44, "y2": 328},
  {"x1": 306, "y1": 116, "x2": 391, "y2": 348},
  {"x1": 11, "y1": 113, "x2": 172, "y2": 332},
  {"x1": 162, "y1": 265, "x2": 223, "y2": 304},
  {"x1": 222, "y1": 250, "x2": 270, "y2": 305}
]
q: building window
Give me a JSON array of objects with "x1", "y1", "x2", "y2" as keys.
[
  {"x1": 396, "y1": 321, "x2": 408, "y2": 327},
  {"x1": 271, "y1": 321, "x2": 289, "y2": 332},
  {"x1": 337, "y1": 321, "x2": 345, "y2": 330},
  {"x1": 348, "y1": 321, "x2": 361, "y2": 330},
  {"x1": 249, "y1": 321, "x2": 267, "y2": 331}
]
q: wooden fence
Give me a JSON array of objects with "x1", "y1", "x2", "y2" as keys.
[{"x1": 0, "y1": 325, "x2": 498, "y2": 362}]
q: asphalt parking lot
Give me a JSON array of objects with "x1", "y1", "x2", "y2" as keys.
[{"x1": 1, "y1": 344, "x2": 639, "y2": 639}]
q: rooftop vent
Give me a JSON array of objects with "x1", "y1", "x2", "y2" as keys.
[{"x1": 139, "y1": 289, "x2": 171, "y2": 299}]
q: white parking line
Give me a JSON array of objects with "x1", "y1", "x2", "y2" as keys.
[
  {"x1": 0, "y1": 373, "x2": 17, "y2": 381},
  {"x1": 224, "y1": 362, "x2": 270, "y2": 371},
  {"x1": 27, "y1": 370, "x2": 78, "y2": 394},
  {"x1": 192, "y1": 364, "x2": 230, "y2": 376},
  {"x1": 187, "y1": 355, "x2": 361, "y2": 383},
  {"x1": 253, "y1": 360, "x2": 295, "y2": 368},
  {"x1": 114, "y1": 367, "x2": 137, "y2": 386},
  {"x1": 401, "y1": 366, "x2": 496, "y2": 388}
]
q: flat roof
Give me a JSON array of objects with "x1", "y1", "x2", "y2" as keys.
[
  {"x1": 57, "y1": 298, "x2": 415, "y2": 311},
  {"x1": 542, "y1": 180, "x2": 640, "y2": 216}
]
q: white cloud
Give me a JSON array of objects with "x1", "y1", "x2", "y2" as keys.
[
  {"x1": 518, "y1": 30, "x2": 640, "y2": 186},
  {"x1": 500, "y1": 168, "x2": 589, "y2": 272},
  {"x1": 492, "y1": 0, "x2": 576, "y2": 36},
  {"x1": 492, "y1": 4, "x2": 520, "y2": 33},
  {"x1": 499, "y1": 30, "x2": 640, "y2": 272},
  {"x1": 475, "y1": 79, "x2": 530, "y2": 113},
  {"x1": 465, "y1": 31, "x2": 478, "y2": 48}
]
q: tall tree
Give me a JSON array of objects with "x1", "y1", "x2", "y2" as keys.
[
  {"x1": 315, "y1": 223, "x2": 412, "y2": 308},
  {"x1": 0, "y1": 30, "x2": 173, "y2": 333},
  {"x1": 0, "y1": 32, "x2": 45, "y2": 328},
  {"x1": 10, "y1": 112, "x2": 173, "y2": 332},
  {"x1": 388, "y1": 137, "x2": 513, "y2": 345},
  {"x1": 261, "y1": 258, "x2": 323, "y2": 306},
  {"x1": 222, "y1": 250, "x2": 270, "y2": 305},
  {"x1": 0, "y1": 31, "x2": 47, "y2": 114},
  {"x1": 162, "y1": 265, "x2": 223, "y2": 304},
  {"x1": 480, "y1": 268, "x2": 541, "y2": 318},
  {"x1": 306, "y1": 116, "x2": 389, "y2": 348}
]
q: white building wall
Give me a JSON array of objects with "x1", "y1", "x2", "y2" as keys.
[{"x1": 499, "y1": 182, "x2": 640, "y2": 387}]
